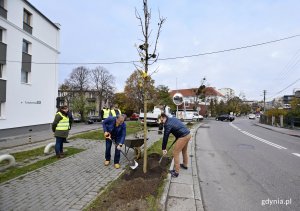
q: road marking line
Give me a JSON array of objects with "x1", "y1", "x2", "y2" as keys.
[
  {"x1": 230, "y1": 123, "x2": 287, "y2": 150},
  {"x1": 292, "y1": 153, "x2": 300, "y2": 157}
]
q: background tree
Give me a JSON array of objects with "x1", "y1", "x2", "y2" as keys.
[
  {"x1": 155, "y1": 85, "x2": 175, "y2": 110},
  {"x1": 227, "y1": 96, "x2": 242, "y2": 115},
  {"x1": 67, "y1": 66, "x2": 90, "y2": 121},
  {"x1": 90, "y1": 66, "x2": 115, "y2": 113},
  {"x1": 135, "y1": 0, "x2": 166, "y2": 173},
  {"x1": 124, "y1": 70, "x2": 155, "y2": 112}
]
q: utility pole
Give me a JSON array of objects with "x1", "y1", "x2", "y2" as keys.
[{"x1": 263, "y1": 90, "x2": 266, "y2": 112}]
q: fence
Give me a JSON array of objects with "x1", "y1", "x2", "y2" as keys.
[{"x1": 260, "y1": 115, "x2": 300, "y2": 129}]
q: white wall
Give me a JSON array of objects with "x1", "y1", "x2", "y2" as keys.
[{"x1": 0, "y1": 0, "x2": 59, "y2": 130}]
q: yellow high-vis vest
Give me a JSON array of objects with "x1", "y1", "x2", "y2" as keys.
[
  {"x1": 56, "y1": 112, "x2": 70, "y2": 131},
  {"x1": 103, "y1": 109, "x2": 110, "y2": 119},
  {"x1": 110, "y1": 109, "x2": 121, "y2": 117}
]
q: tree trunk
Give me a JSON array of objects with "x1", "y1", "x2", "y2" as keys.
[{"x1": 143, "y1": 94, "x2": 148, "y2": 173}]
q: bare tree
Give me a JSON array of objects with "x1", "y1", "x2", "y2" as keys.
[
  {"x1": 67, "y1": 66, "x2": 90, "y2": 120},
  {"x1": 135, "y1": 0, "x2": 166, "y2": 173},
  {"x1": 90, "y1": 66, "x2": 116, "y2": 113}
]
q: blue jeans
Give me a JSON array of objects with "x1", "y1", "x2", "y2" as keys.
[
  {"x1": 105, "y1": 139, "x2": 120, "y2": 164},
  {"x1": 55, "y1": 137, "x2": 65, "y2": 155}
]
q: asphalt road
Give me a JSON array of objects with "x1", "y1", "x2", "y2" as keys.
[{"x1": 195, "y1": 118, "x2": 300, "y2": 211}]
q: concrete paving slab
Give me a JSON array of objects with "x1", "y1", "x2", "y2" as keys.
[
  {"x1": 167, "y1": 197, "x2": 196, "y2": 211},
  {"x1": 171, "y1": 174, "x2": 193, "y2": 185},
  {"x1": 168, "y1": 183, "x2": 194, "y2": 198}
]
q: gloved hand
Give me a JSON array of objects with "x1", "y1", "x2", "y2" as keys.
[
  {"x1": 117, "y1": 144, "x2": 123, "y2": 150},
  {"x1": 104, "y1": 132, "x2": 111, "y2": 139},
  {"x1": 162, "y1": 150, "x2": 167, "y2": 155}
]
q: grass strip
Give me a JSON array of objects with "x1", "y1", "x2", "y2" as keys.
[
  {"x1": 0, "y1": 147, "x2": 84, "y2": 184},
  {"x1": 70, "y1": 121, "x2": 143, "y2": 140}
]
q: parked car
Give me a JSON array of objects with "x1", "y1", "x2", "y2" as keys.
[
  {"x1": 248, "y1": 113, "x2": 256, "y2": 119},
  {"x1": 73, "y1": 116, "x2": 81, "y2": 123},
  {"x1": 192, "y1": 113, "x2": 203, "y2": 121},
  {"x1": 215, "y1": 114, "x2": 235, "y2": 122},
  {"x1": 130, "y1": 113, "x2": 139, "y2": 121},
  {"x1": 88, "y1": 115, "x2": 102, "y2": 122}
]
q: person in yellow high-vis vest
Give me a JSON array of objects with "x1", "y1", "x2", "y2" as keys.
[
  {"x1": 52, "y1": 105, "x2": 70, "y2": 158},
  {"x1": 101, "y1": 106, "x2": 110, "y2": 121},
  {"x1": 110, "y1": 104, "x2": 122, "y2": 117}
]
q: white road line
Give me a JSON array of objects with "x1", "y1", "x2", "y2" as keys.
[
  {"x1": 230, "y1": 123, "x2": 287, "y2": 150},
  {"x1": 292, "y1": 153, "x2": 300, "y2": 157}
]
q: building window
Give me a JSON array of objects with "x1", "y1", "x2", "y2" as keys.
[
  {"x1": 23, "y1": 9, "x2": 32, "y2": 34},
  {"x1": 23, "y1": 9, "x2": 31, "y2": 26},
  {"x1": 21, "y1": 70, "x2": 29, "y2": 83},
  {"x1": 23, "y1": 40, "x2": 29, "y2": 53},
  {"x1": 0, "y1": 0, "x2": 7, "y2": 19}
]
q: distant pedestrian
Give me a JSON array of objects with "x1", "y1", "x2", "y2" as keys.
[
  {"x1": 110, "y1": 104, "x2": 122, "y2": 117},
  {"x1": 102, "y1": 115, "x2": 126, "y2": 169},
  {"x1": 52, "y1": 105, "x2": 70, "y2": 158},
  {"x1": 159, "y1": 113, "x2": 191, "y2": 177}
]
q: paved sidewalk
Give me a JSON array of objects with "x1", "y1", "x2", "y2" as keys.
[
  {"x1": 163, "y1": 124, "x2": 204, "y2": 211},
  {"x1": 255, "y1": 122, "x2": 300, "y2": 138},
  {"x1": 0, "y1": 123, "x2": 102, "y2": 151},
  {"x1": 0, "y1": 131, "x2": 162, "y2": 211}
]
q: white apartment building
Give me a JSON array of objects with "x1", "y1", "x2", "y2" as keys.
[
  {"x1": 0, "y1": 0, "x2": 60, "y2": 133},
  {"x1": 218, "y1": 88, "x2": 235, "y2": 101}
]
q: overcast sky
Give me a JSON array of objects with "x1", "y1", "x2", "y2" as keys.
[{"x1": 28, "y1": 0, "x2": 300, "y2": 101}]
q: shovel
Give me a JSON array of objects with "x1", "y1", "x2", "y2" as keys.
[
  {"x1": 150, "y1": 139, "x2": 177, "y2": 169},
  {"x1": 158, "y1": 139, "x2": 177, "y2": 164},
  {"x1": 106, "y1": 134, "x2": 138, "y2": 170}
]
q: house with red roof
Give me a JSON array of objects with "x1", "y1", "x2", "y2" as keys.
[{"x1": 169, "y1": 87, "x2": 224, "y2": 116}]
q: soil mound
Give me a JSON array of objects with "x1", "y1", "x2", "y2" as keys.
[
  {"x1": 123, "y1": 153, "x2": 171, "y2": 180},
  {"x1": 90, "y1": 153, "x2": 172, "y2": 211}
]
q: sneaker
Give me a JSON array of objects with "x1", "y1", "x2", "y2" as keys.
[
  {"x1": 169, "y1": 170, "x2": 179, "y2": 178},
  {"x1": 104, "y1": 160, "x2": 110, "y2": 166},
  {"x1": 180, "y1": 164, "x2": 188, "y2": 170},
  {"x1": 114, "y1": 163, "x2": 121, "y2": 169}
]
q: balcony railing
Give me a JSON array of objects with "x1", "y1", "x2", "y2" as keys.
[
  {"x1": 87, "y1": 97, "x2": 96, "y2": 102},
  {"x1": 23, "y1": 22, "x2": 33, "y2": 34}
]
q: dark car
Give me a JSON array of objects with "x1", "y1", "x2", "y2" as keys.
[
  {"x1": 130, "y1": 113, "x2": 139, "y2": 121},
  {"x1": 88, "y1": 115, "x2": 102, "y2": 122},
  {"x1": 73, "y1": 116, "x2": 81, "y2": 123},
  {"x1": 216, "y1": 114, "x2": 235, "y2": 122}
]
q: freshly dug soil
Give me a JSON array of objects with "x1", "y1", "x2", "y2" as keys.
[{"x1": 88, "y1": 153, "x2": 171, "y2": 211}]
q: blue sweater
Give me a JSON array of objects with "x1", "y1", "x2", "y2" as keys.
[
  {"x1": 162, "y1": 117, "x2": 190, "y2": 150},
  {"x1": 102, "y1": 117, "x2": 126, "y2": 144}
]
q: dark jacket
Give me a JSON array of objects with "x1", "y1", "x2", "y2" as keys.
[
  {"x1": 102, "y1": 117, "x2": 126, "y2": 145},
  {"x1": 162, "y1": 117, "x2": 190, "y2": 150},
  {"x1": 52, "y1": 112, "x2": 70, "y2": 138}
]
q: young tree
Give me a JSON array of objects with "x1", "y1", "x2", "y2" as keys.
[
  {"x1": 135, "y1": 0, "x2": 166, "y2": 173},
  {"x1": 90, "y1": 66, "x2": 115, "y2": 113}
]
